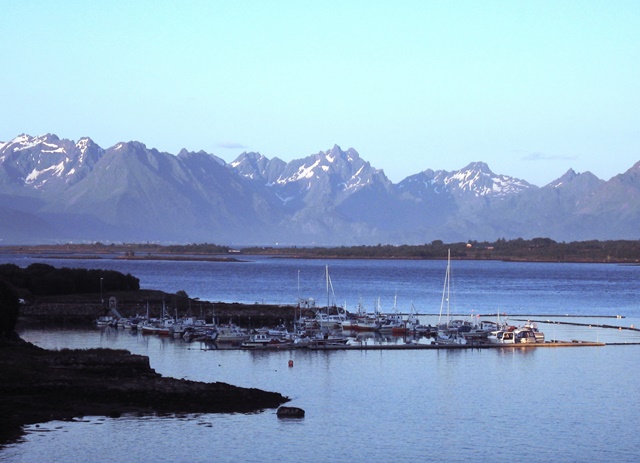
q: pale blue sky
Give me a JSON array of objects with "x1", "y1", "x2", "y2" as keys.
[{"x1": 2, "y1": 0, "x2": 639, "y2": 186}]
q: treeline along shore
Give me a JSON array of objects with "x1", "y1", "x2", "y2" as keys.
[
  {"x1": 0, "y1": 262, "x2": 306, "y2": 327},
  {"x1": 3, "y1": 237, "x2": 640, "y2": 263},
  {"x1": 20, "y1": 293, "x2": 305, "y2": 327}
]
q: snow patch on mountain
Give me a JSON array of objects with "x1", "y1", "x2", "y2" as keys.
[
  {"x1": 9, "y1": 134, "x2": 58, "y2": 153},
  {"x1": 25, "y1": 161, "x2": 65, "y2": 185},
  {"x1": 442, "y1": 162, "x2": 531, "y2": 197},
  {"x1": 76, "y1": 138, "x2": 91, "y2": 154},
  {"x1": 278, "y1": 159, "x2": 321, "y2": 184},
  {"x1": 13, "y1": 137, "x2": 42, "y2": 152},
  {"x1": 342, "y1": 165, "x2": 372, "y2": 191},
  {"x1": 41, "y1": 146, "x2": 66, "y2": 154}
]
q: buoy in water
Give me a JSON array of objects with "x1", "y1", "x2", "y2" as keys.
[{"x1": 288, "y1": 360, "x2": 294, "y2": 367}]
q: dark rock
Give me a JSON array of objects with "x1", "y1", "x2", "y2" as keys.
[
  {"x1": 0, "y1": 336, "x2": 290, "y2": 445},
  {"x1": 277, "y1": 406, "x2": 305, "y2": 418}
]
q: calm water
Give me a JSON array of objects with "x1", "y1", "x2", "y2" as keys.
[
  {"x1": 2, "y1": 255, "x2": 640, "y2": 462},
  {"x1": 3, "y1": 253, "x2": 640, "y2": 316}
]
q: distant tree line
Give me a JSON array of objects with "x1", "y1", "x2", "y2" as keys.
[
  {"x1": 6, "y1": 238, "x2": 640, "y2": 263},
  {"x1": 162, "y1": 243, "x2": 230, "y2": 254},
  {"x1": 0, "y1": 263, "x2": 140, "y2": 298},
  {"x1": 240, "y1": 238, "x2": 640, "y2": 262}
]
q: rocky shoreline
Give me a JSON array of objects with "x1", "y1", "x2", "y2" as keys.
[
  {"x1": 19, "y1": 290, "x2": 312, "y2": 327},
  {"x1": 0, "y1": 334, "x2": 289, "y2": 446}
]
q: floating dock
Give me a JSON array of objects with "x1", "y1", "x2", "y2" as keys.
[
  {"x1": 229, "y1": 340, "x2": 608, "y2": 351},
  {"x1": 303, "y1": 341, "x2": 607, "y2": 350}
]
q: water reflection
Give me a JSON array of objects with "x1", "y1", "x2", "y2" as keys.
[{"x1": 6, "y1": 325, "x2": 640, "y2": 463}]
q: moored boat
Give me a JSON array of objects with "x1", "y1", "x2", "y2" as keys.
[
  {"x1": 95, "y1": 315, "x2": 116, "y2": 327},
  {"x1": 487, "y1": 325, "x2": 544, "y2": 344},
  {"x1": 242, "y1": 333, "x2": 274, "y2": 347},
  {"x1": 378, "y1": 313, "x2": 407, "y2": 335},
  {"x1": 213, "y1": 323, "x2": 248, "y2": 343}
]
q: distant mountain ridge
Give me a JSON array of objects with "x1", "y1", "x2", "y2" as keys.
[{"x1": 1, "y1": 133, "x2": 639, "y2": 245}]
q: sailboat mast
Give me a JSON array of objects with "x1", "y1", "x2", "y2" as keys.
[
  {"x1": 295, "y1": 269, "x2": 300, "y2": 333},
  {"x1": 326, "y1": 265, "x2": 330, "y2": 310},
  {"x1": 448, "y1": 249, "x2": 451, "y2": 325},
  {"x1": 438, "y1": 249, "x2": 451, "y2": 326}
]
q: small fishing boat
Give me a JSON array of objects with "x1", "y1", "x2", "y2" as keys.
[
  {"x1": 242, "y1": 333, "x2": 274, "y2": 347},
  {"x1": 213, "y1": 323, "x2": 248, "y2": 343}
]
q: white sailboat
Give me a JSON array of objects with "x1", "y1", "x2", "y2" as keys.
[
  {"x1": 436, "y1": 250, "x2": 466, "y2": 345},
  {"x1": 437, "y1": 250, "x2": 452, "y2": 333},
  {"x1": 315, "y1": 266, "x2": 345, "y2": 329}
]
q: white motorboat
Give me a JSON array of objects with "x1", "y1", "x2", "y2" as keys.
[{"x1": 487, "y1": 326, "x2": 544, "y2": 344}]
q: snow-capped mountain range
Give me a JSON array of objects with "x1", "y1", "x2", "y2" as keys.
[{"x1": 1, "y1": 133, "x2": 639, "y2": 245}]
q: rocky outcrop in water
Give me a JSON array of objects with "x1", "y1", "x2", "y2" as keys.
[
  {"x1": 277, "y1": 406, "x2": 305, "y2": 418},
  {"x1": 0, "y1": 335, "x2": 289, "y2": 445}
]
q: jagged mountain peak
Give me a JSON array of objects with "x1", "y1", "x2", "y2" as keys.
[
  {"x1": 396, "y1": 162, "x2": 533, "y2": 200},
  {"x1": 229, "y1": 151, "x2": 286, "y2": 184},
  {"x1": 176, "y1": 148, "x2": 226, "y2": 167},
  {"x1": 230, "y1": 151, "x2": 267, "y2": 167},
  {"x1": 177, "y1": 147, "x2": 212, "y2": 157},
  {"x1": 320, "y1": 145, "x2": 361, "y2": 165},
  {"x1": 229, "y1": 151, "x2": 271, "y2": 174},
  {"x1": 623, "y1": 160, "x2": 640, "y2": 176},
  {"x1": 548, "y1": 168, "x2": 578, "y2": 188},
  {"x1": 395, "y1": 168, "x2": 437, "y2": 187},
  {"x1": 110, "y1": 140, "x2": 152, "y2": 153},
  {"x1": 444, "y1": 162, "x2": 533, "y2": 197},
  {"x1": 276, "y1": 145, "x2": 382, "y2": 189},
  {"x1": 75, "y1": 137, "x2": 102, "y2": 155},
  {"x1": 460, "y1": 161, "x2": 492, "y2": 173},
  {"x1": 3, "y1": 133, "x2": 64, "y2": 154},
  {"x1": 545, "y1": 169, "x2": 603, "y2": 191},
  {"x1": 0, "y1": 133, "x2": 106, "y2": 191},
  {"x1": 606, "y1": 160, "x2": 640, "y2": 186},
  {"x1": 307, "y1": 145, "x2": 364, "y2": 170}
]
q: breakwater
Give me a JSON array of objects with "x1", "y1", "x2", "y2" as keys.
[{"x1": 18, "y1": 291, "x2": 307, "y2": 327}]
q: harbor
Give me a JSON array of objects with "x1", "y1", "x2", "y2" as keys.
[
  {"x1": 92, "y1": 307, "x2": 626, "y2": 351},
  {"x1": 6, "y1": 256, "x2": 640, "y2": 463},
  {"x1": 84, "y1": 259, "x2": 637, "y2": 350}
]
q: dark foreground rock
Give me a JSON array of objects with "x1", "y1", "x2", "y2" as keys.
[{"x1": 0, "y1": 335, "x2": 289, "y2": 446}]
